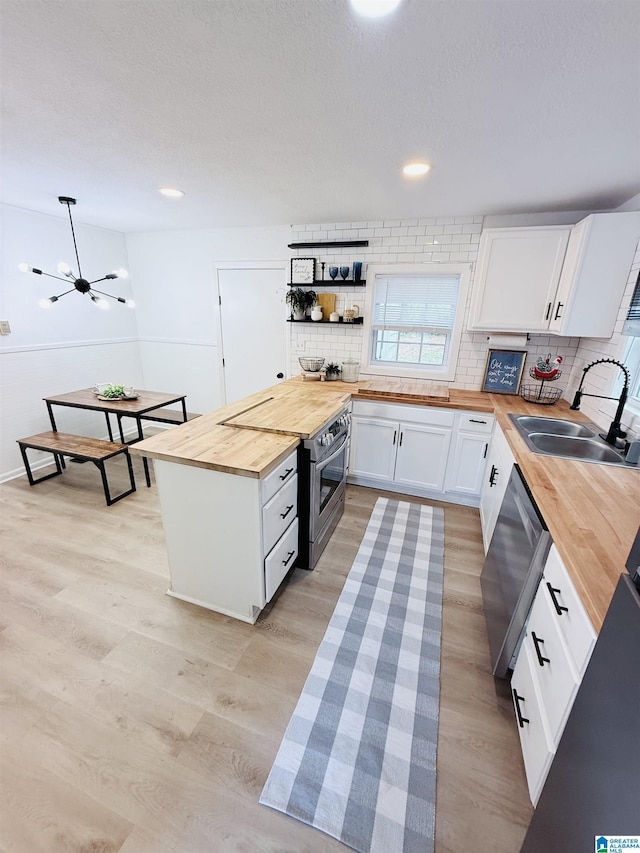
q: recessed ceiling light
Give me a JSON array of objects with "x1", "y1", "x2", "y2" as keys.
[
  {"x1": 158, "y1": 187, "x2": 185, "y2": 198},
  {"x1": 350, "y1": 0, "x2": 403, "y2": 19},
  {"x1": 402, "y1": 162, "x2": 432, "y2": 177}
]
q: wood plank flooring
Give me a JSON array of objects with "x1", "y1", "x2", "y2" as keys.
[{"x1": 0, "y1": 459, "x2": 532, "y2": 852}]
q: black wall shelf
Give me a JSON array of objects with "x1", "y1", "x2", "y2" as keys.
[
  {"x1": 288, "y1": 240, "x2": 369, "y2": 249},
  {"x1": 287, "y1": 280, "x2": 366, "y2": 287},
  {"x1": 287, "y1": 317, "x2": 364, "y2": 325}
]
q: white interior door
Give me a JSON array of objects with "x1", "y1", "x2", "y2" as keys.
[{"x1": 217, "y1": 264, "x2": 288, "y2": 403}]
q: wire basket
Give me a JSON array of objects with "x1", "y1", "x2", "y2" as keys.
[
  {"x1": 519, "y1": 383, "x2": 563, "y2": 405},
  {"x1": 299, "y1": 356, "x2": 325, "y2": 372}
]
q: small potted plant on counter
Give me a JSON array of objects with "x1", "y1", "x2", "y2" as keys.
[
  {"x1": 324, "y1": 362, "x2": 341, "y2": 381},
  {"x1": 286, "y1": 287, "x2": 317, "y2": 321}
]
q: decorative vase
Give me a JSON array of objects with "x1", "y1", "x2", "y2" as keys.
[
  {"x1": 293, "y1": 308, "x2": 306, "y2": 321},
  {"x1": 352, "y1": 261, "x2": 362, "y2": 281},
  {"x1": 311, "y1": 306, "x2": 323, "y2": 322}
]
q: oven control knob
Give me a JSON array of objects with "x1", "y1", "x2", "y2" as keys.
[{"x1": 321, "y1": 432, "x2": 333, "y2": 446}]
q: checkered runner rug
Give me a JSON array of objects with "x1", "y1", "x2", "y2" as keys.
[{"x1": 260, "y1": 497, "x2": 445, "y2": 853}]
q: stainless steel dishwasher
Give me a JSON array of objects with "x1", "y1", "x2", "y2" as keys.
[{"x1": 480, "y1": 464, "x2": 551, "y2": 678}]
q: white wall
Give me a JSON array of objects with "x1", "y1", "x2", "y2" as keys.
[
  {"x1": 288, "y1": 217, "x2": 583, "y2": 390},
  {"x1": 125, "y1": 226, "x2": 289, "y2": 414},
  {"x1": 0, "y1": 204, "x2": 142, "y2": 480}
]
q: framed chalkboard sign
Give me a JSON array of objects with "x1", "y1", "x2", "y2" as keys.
[{"x1": 482, "y1": 349, "x2": 527, "y2": 394}]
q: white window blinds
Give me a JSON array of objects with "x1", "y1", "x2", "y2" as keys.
[
  {"x1": 622, "y1": 271, "x2": 640, "y2": 336},
  {"x1": 372, "y1": 274, "x2": 460, "y2": 332}
]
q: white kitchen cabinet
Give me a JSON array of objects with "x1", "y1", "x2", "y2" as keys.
[
  {"x1": 350, "y1": 415, "x2": 452, "y2": 492},
  {"x1": 468, "y1": 226, "x2": 571, "y2": 332},
  {"x1": 469, "y1": 212, "x2": 640, "y2": 336},
  {"x1": 511, "y1": 543, "x2": 597, "y2": 805},
  {"x1": 548, "y1": 211, "x2": 640, "y2": 337},
  {"x1": 478, "y1": 423, "x2": 516, "y2": 552},
  {"x1": 445, "y1": 412, "x2": 495, "y2": 497},
  {"x1": 153, "y1": 447, "x2": 299, "y2": 623}
]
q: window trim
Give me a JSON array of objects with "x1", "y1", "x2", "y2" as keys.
[{"x1": 362, "y1": 263, "x2": 471, "y2": 381}]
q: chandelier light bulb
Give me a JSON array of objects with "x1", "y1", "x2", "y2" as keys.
[
  {"x1": 91, "y1": 295, "x2": 110, "y2": 310},
  {"x1": 158, "y1": 187, "x2": 185, "y2": 199},
  {"x1": 57, "y1": 261, "x2": 73, "y2": 276},
  {"x1": 402, "y1": 162, "x2": 432, "y2": 177},
  {"x1": 126, "y1": 299, "x2": 136, "y2": 309},
  {"x1": 39, "y1": 297, "x2": 54, "y2": 309},
  {"x1": 19, "y1": 263, "x2": 30, "y2": 272}
]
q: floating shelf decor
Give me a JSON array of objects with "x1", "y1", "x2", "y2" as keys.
[
  {"x1": 288, "y1": 240, "x2": 369, "y2": 249},
  {"x1": 287, "y1": 316, "x2": 364, "y2": 325},
  {"x1": 287, "y1": 280, "x2": 366, "y2": 287}
]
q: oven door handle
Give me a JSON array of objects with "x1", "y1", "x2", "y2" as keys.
[{"x1": 316, "y1": 433, "x2": 348, "y2": 468}]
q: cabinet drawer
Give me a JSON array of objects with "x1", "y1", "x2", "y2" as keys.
[
  {"x1": 264, "y1": 518, "x2": 298, "y2": 602},
  {"x1": 458, "y1": 412, "x2": 495, "y2": 434},
  {"x1": 542, "y1": 545, "x2": 596, "y2": 675},
  {"x1": 262, "y1": 474, "x2": 298, "y2": 555},
  {"x1": 352, "y1": 400, "x2": 455, "y2": 427},
  {"x1": 260, "y1": 449, "x2": 297, "y2": 506},
  {"x1": 524, "y1": 585, "x2": 579, "y2": 743},
  {"x1": 511, "y1": 641, "x2": 555, "y2": 806}
]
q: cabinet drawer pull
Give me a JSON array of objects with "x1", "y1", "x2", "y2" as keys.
[
  {"x1": 469, "y1": 418, "x2": 487, "y2": 424},
  {"x1": 399, "y1": 431, "x2": 403, "y2": 447},
  {"x1": 513, "y1": 689, "x2": 529, "y2": 727},
  {"x1": 489, "y1": 464, "x2": 498, "y2": 486},
  {"x1": 280, "y1": 504, "x2": 294, "y2": 520},
  {"x1": 393, "y1": 430, "x2": 397, "y2": 445},
  {"x1": 531, "y1": 631, "x2": 550, "y2": 667},
  {"x1": 282, "y1": 550, "x2": 295, "y2": 567},
  {"x1": 554, "y1": 301, "x2": 564, "y2": 320},
  {"x1": 483, "y1": 442, "x2": 488, "y2": 459},
  {"x1": 546, "y1": 582, "x2": 569, "y2": 615},
  {"x1": 545, "y1": 301, "x2": 552, "y2": 321},
  {"x1": 279, "y1": 467, "x2": 294, "y2": 481}
]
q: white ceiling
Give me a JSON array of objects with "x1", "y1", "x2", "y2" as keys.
[{"x1": 1, "y1": 0, "x2": 639, "y2": 233}]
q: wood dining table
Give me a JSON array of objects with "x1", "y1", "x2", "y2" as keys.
[{"x1": 43, "y1": 388, "x2": 189, "y2": 487}]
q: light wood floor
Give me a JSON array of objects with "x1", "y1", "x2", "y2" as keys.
[{"x1": 0, "y1": 456, "x2": 532, "y2": 852}]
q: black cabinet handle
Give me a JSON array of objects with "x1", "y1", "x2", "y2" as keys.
[
  {"x1": 554, "y1": 301, "x2": 564, "y2": 320},
  {"x1": 282, "y1": 550, "x2": 295, "y2": 567},
  {"x1": 483, "y1": 442, "x2": 488, "y2": 459},
  {"x1": 399, "y1": 431, "x2": 403, "y2": 447},
  {"x1": 393, "y1": 430, "x2": 397, "y2": 445},
  {"x1": 531, "y1": 631, "x2": 550, "y2": 667},
  {"x1": 279, "y1": 467, "x2": 294, "y2": 481},
  {"x1": 469, "y1": 419, "x2": 487, "y2": 424},
  {"x1": 513, "y1": 689, "x2": 529, "y2": 727},
  {"x1": 545, "y1": 301, "x2": 552, "y2": 321},
  {"x1": 276, "y1": 372, "x2": 284, "y2": 379},
  {"x1": 280, "y1": 504, "x2": 294, "y2": 520},
  {"x1": 546, "y1": 582, "x2": 569, "y2": 615},
  {"x1": 489, "y1": 464, "x2": 498, "y2": 486}
]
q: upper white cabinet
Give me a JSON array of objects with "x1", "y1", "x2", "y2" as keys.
[
  {"x1": 469, "y1": 226, "x2": 571, "y2": 332},
  {"x1": 549, "y1": 212, "x2": 640, "y2": 336},
  {"x1": 469, "y1": 212, "x2": 640, "y2": 336}
]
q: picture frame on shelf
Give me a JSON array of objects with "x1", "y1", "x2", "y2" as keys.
[
  {"x1": 290, "y1": 257, "x2": 316, "y2": 285},
  {"x1": 481, "y1": 349, "x2": 527, "y2": 394}
]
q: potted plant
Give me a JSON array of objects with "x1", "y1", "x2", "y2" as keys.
[
  {"x1": 324, "y1": 362, "x2": 341, "y2": 381},
  {"x1": 286, "y1": 287, "x2": 316, "y2": 320}
]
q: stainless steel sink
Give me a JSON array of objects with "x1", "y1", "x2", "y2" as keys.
[
  {"x1": 527, "y1": 433, "x2": 625, "y2": 464},
  {"x1": 514, "y1": 416, "x2": 594, "y2": 438},
  {"x1": 509, "y1": 413, "x2": 635, "y2": 467}
]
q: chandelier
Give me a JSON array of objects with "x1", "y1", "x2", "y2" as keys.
[{"x1": 19, "y1": 196, "x2": 135, "y2": 310}]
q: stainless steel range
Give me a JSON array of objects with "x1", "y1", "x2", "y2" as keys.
[{"x1": 297, "y1": 405, "x2": 351, "y2": 570}]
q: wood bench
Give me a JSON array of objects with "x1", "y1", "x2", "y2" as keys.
[{"x1": 17, "y1": 432, "x2": 136, "y2": 506}]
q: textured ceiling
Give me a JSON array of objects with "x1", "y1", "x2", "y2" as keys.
[{"x1": 1, "y1": 0, "x2": 639, "y2": 232}]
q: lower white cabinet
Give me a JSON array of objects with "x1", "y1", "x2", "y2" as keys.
[
  {"x1": 349, "y1": 400, "x2": 493, "y2": 505},
  {"x1": 478, "y1": 423, "x2": 515, "y2": 552},
  {"x1": 153, "y1": 448, "x2": 299, "y2": 623},
  {"x1": 511, "y1": 544, "x2": 597, "y2": 804}
]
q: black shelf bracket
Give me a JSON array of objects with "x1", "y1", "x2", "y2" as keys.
[{"x1": 288, "y1": 240, "x2": 369, "y2": 249}]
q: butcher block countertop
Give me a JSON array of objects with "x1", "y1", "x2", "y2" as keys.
[{"x1": 132, "y1": 376, "x2": 638, "y2": 630}]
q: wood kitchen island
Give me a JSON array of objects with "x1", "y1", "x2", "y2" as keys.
[{"x1": 132, "y1": 377, "x2": 639, "y2": 631}]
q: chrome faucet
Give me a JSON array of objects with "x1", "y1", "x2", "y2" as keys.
[{"x1": 570, "y1": 358, "x2": 630, "y2": 448}]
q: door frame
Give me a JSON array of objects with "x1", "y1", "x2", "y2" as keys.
[{"x1": 213, "y1": 261, "x2": 290, "y2": 405}]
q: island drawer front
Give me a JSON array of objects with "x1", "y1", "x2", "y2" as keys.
[
  {"x1": 264, "y1": 518, "x2": 299, "y2": 602},
  {"x1": 542, "y1": 545, "x2": 596, "y2": 675},
  {"x1": 262, "y1": 474, "x2": 298, "y2": 555},
  {"x1": 261, "y1": 449, "x2": 298, "y2": 506},
  {"x1": 458, "y1": 412, "x2": 495, "y2": 434}
]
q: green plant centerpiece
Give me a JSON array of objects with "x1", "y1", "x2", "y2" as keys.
[
  {"x1": 101, "y1": 384, "x2": 126, "y2": 398},
  {"x1": 324, "y1": 362, "x2": 341, "y2": 381},
  {"x1": 286, "y1": 287, "x2": 316, "y2": 320}
]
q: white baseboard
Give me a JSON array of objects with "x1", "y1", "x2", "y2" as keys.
[{"x1": 346, "y1": 474, "x2": 480, "y2": 508}]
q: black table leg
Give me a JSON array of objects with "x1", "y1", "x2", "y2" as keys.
[
  {"x1": 181, "y1": 398, "x2": 188, "y2": 422},
  {"x1": 135, "y1": 417, "x2": 151, "y2": 487},
  {"x1": 104, "y1": 412, "x2": 114, "y2": 443}
]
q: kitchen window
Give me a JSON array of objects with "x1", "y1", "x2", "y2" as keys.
[{"x1": 364, "y1": 263, "x2": 470, "y2": 381}]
